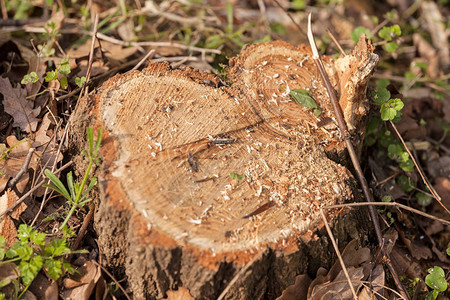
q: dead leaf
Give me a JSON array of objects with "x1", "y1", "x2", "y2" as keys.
[
  {"x1": 433, "y1": 177, "x2": 450, "y2": 208},
  {"x1": 276, "y1": 274, "x2": 311, "y2": 300},
  {"x1": 0, "y1": 262, "x2": 19, "y2": 286},
  {"x1": 28, "y1": 272, "x2": 58, "y2": 300},
  {"x1": 0, "y1": 77, "x2": 41, "y2": 132},
  {"x1": 62, "y1": 261, "x2": 102, "y2": 300},
  {"x1": 306, "y1": 240, "x2": 373, "y2": 299},
  {"x1": 358, "y1": 264, "x2": 385, "y2": 300},
  {"x1": 0, "y1": 136, "x2": 36, "y2": 193},
  {"x1": 0, "y1": 189, "x2": 27, "y2": 246},
  {"x1": 25, "y1": 55, "x2": 47, "y2": 101},
  {"x1": 162, "y1": 287, "x2": 195, "y2": 300},
  {"x1": 309, "y1": 266, "x2": 365, "y2": 300},
  {"x1": 117, "y1": 19, "x2": 136, "y2": 43}
]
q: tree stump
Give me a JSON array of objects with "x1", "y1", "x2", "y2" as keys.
[{"x1": 70, "y1": 36, "x2": 378, "y2": 299}]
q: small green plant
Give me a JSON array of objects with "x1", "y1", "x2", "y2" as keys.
[
  {"x1": 0, "y1": 225, "x2": 81, "y2": 299},
  {"x1": 351, "y1": 22, "x2": 401, "y2": 53},
  {"x1": 44, "y1": 127, "x2": 102, "y2": 231},
  {"x1": 371, "y1": 79, "x2": 404, "y2": 121},
  {"x1": 424, "y1": 266, "x2": 448, "y2": 299},
  {"x1": 22, "y1": 55, "x2": 86, "y2": 93}
]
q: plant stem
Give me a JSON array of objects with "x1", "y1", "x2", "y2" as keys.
[{"x1": 58, "y1": 159, "x2": 93, "y2": 231}]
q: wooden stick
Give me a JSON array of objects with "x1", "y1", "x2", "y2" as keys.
[
  {"x1": 307, "y1": 14, "x2": 409, "y2": 300},
  {"x1": 320, "y1": 209, "x2": 358, "y2": 300},
  {"x1": 326, "y1": 202, "x2": 450, "y2": 226}
]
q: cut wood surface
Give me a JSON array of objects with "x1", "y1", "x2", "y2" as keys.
[{"x1": 71, "y1": 36, "x2": 378, "y2": 299}]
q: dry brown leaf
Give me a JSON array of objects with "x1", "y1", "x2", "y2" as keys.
[
  {"x1": 358, "y1": 264, "x2": 385, "y2": 300},
  {"x1": 28, "y1": 272, "x2": 58, "y2": 300},
  {"x1": 0, "y1": 136, "x2": 36, "y2": 193},
  {"x1": 433, "y1": 177, "x2": 450, "y2": 208},
  {"x1": 117, "y1": 20, "x2": 136, "y2": 43},
  {"x1": 0, "y1": 262, "x2": 19, "y2": 285},
  {"x1": 25, "y1": 55, "x2": 47, "y2": 101},
  {"x1": 0, "y1": 114, "x2": 63, "y2": 195},
  {"x1": 162, "y1": 287, "x2": 195, "y2": 300},
  {"x1": 0, "y1": 189, "x2": 27, "y2": 246},
  {"x1": 0, "y1": 77, "x2": 41, "y2": 133},
  {"x1": 276, "y1": 274, "x2": 311, "y2": 300},
  {"x1": 62, "y1": 261, "x2": 102, "y2": 300},
  {"x1": 307, "y1": 240, "x2": 372, "y2": 299},
  {"x1": 310, "y1": 266, "x2": 364, "y2": 300}
]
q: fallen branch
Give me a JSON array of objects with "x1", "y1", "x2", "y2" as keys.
[{"x1": 307, "y1": 14, "x2": 409, "y2": 299}]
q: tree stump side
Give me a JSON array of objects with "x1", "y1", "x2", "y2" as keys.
[{"x1": 70, "y1": 37, "x2": 378, "y2": 299}]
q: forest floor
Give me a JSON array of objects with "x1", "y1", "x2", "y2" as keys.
[{"x1": 0, "y1": 0, "x2": 449, "y2": 299}]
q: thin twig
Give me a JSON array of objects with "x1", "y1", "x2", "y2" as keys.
[
  {"x1": 326, "y1": 29, "x2": 346, "y2": 56},
  {"x1": 272, "y1": 0, "x2": 307, "y2": 38},
  {"x1": 131, "y1": 49, "x2": 155, "y2": 71},
  {"x1": 93, "y1": 31, "x2": 221, "y2": 54},
  {"x1": 320, "y1": 209, "x2": 358, "y2": 300},
  {"x1": 91, "y1": 260, "x2": 132, "y2": 300},
  {"x1": 326, "y1": 202, "x2": 450, "y2": 226},
  {"x1": 307, "y1": 14, "x2": 409, "y2": 299},
  {"x1": 82, "y1": 13, "x2": 99, "y2": 98},
  {"x1": 71, "y1": 203, "x2": 95, "y2": 251},
  {"x1": 7, "y1": 148, "x2": 35, "y2": 188},
  {"x1": 389, "y1": 120, "x2": 448, "y2": 214},
  {"x1": 31, "y1": 113, "x2": 67, "y2": 227},
  {"x1": 0, "y1": 161, "x2": 73, "y2": 218}
]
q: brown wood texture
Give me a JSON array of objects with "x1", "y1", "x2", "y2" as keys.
[{"x1": 71, "y1": 36, "x2": 378, "y2": 299}]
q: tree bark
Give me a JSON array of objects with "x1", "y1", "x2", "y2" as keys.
[{"x1": 70, "y1": 36, "x2": 378, "y2": 299}]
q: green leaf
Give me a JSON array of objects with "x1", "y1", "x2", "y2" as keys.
[
  {"x1": 389, "y1": 98, "x2": 404, "y2": 111},
  {"x1": 60, "y1": 76, "x2": 68, "y2": 89},
  {"x1": 371, "y1": 87, "x2": 390, "y2": 105},
  {"x1": 230, "y1": 173, "x2": 245, "y2": 181},
  {"x1": 87, "y1": 127, "x2": 94, "y2": 158},
  {"x1": 21, "y1": 72, "x2": 39, "y2": 85},
  {"x1": 382, "y1": 195, "x2": 392, "y2": 202},
  {"x1": 270, "y1": 23, "x2": 287, "y2": 34},
  {"x1": 290, "y1": 89, "x2": 319, "y2": 109},
  {"x1": 44, "y1": 70, "x2": 58, "y2": 82},
  {"x1": 17, "y1": 224, "x2": 33, "y2": 242},
  {"x1": 379, "y1": 25, "x2": 402, "y2": 41},
  {"x1": 292, "y1": 0, "x2": 306, "y2": 10},
  {"x1": 351, "y1": 26, "x2": 371, "y2": 42},
  {"x1": 397, "y1": 175, "x2": 415, "y2": 192},
  {"x1": 425, "y1": 266, "x2": 448, "y2": 292},
  {"x1": 383, "y1": 42, "x2": 399, "y2": 53},
  {"x1": 44, "y1": 259, "x2": 63, "y2": 281},
  {"x1": 75, "y1": 76, "x2": 86, "y2": 88},
  {"x1": 380, "y1": 105, "x2": 397, "y2": 121},
  {"x1": 416, "y1": 192, "x2": 433, "y2": 207},
  {"x1": 15, "y1": 245, "x2": 33, "y2": 261},
  {"x1": 66, "y1": 172, "x2": 76, "y2": 201},
  {"x1": 226, "y1": 1, "x2": 233, "y2": 34},
  {"x1": 30, "y1": 231, "x2": 46, "y2": 246},
  {"x1": 19, "y1": 255, "x2": 43, "y2": 286},
  {"x1": 94, "y1": 127, "x2": 103, "y2": 158},
  {"x1": 59, "y1": 58, "x2": 71, "y2": 75},
  {"x1": 446, "y1": 248, "x2": 450, "y2": 256},
  {"x1": 50, "y1": 238, "x2": 69, "y2": 257},
  {"x1": 380, "y1": 99, "x2": 403, "y2": 121},
  {"x1": 399, "y1": 159, "x2": 414, "y2": 172},
  {"x1": 376, "y1": 79, "x2": 390, "y2": 89},
  {"x1": 44, "y1": 169, "x2": 71, "y2": 201}
]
